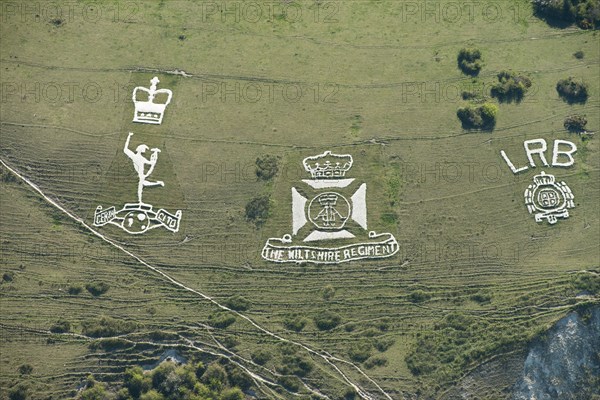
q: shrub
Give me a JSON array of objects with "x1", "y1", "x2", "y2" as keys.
[
  {"x1": 85, "y1": 281, "x2": 109, "y2": 296},
  {"x1": 470, "y1": 292, "x2": 493, "y2": 304},
  {"x1": 491, "y1": 71, "x2": 532, "y2": 103},
  {"x1": 17, "y1": 364, "x2": 33, "y2": 375},
  {"x1": 201, "y1": 363, "x2": 228, "y2": 390},
  {"x1": 208, "y1": 311, "x2": 236, "y2": 329},
  {"x1": 82, "y1": 315, "x2": 136, "y2": 337},
  {"x1": 342, "y1": 388, "x2": 358, "y2": 399},
  {"x1": 225, "y1": 295, "x2": 251, "y2": 311},
  {"x1": 409, "y1": 290, "x2": 432, "y2": 303},
  {"x1": 255, "y1": 155, "x2": 280, "y2": 181},
  {"x1": 221, "y1": 388, "x2": 244, "y2": 400},
  {"x1": 314, "y1": 311, "x2": 342, "y2": 330},
  {"x1": 284, "y1": 314, "x2": 308, "y2": 332},
  {"x1": 364, "y1": 355, "x2": 388, "y2": 369},
  {"x1": 50, "y1": 319, "x2": 71, "y2": 333},
  {"x1": 278, "y1": 376, "x2": 300, "y2": 392},
  {"x1": 573, "y1": 50, "x2": 585, "y2": 59},
  {"x1": 322, "y1": 284, "x2": 336, "y2": 300},
  {"x1": 457, "y1": 103, "x2": 498, "y2": 130},
  {"x1": 1, "y1": 169, "x2": 17, "y2": 183},
  {"x1": 251, "y1": 349, "x2": 272, "y2": 365},
  {"x1": 68, "y1": 285, "x2": 83, "y2": 295},
  {"x1": 245, "y1": 195, "x2": 271, "y2": 227},
  {"x1": 2, "y1": 271, "x2": 14, "y2": 282},
  {"x1": 89, "y1": 338, "x2": 131, "y2": 351},
  {"x1": 228, "y1": 368, "x2": 252, "y2": 391},
  {"x1": 349, "y1": 342, "x2": 372, "y2": 362},
  {"x1": 278, "y1": 354, "x2": 313, "y2": 377},
  {"x1": 8, "y1": 384, "x2": 28, "y2": 400},
  {"x1": 457, "y1": 48, "x2": 483, "y2": 76},
  {"x1": 557, "y1": 77, "x2": 589, "y2": 103},
  {"x1": 532, "y1": 0, "x2": 599, "y2": 29},
  {"x1": 374, "y1": 337, "x2": 395, "y2": 352},
  {"x1": 124, "y1": 366, "x2": 151, "y2": 398}
]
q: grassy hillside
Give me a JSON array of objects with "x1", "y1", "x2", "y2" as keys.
[{"x1": 1, "y1": 1, "x2": 598, "y2": 399}]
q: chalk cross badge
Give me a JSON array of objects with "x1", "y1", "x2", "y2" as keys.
[
  {"x1": 262, "y1": 151, "x2": 399, "y2": 264},
  {"x1": 524, "y1": 171, "x2": 574, "y2": 225},
  {"x1": 93, "y1": 133, "x2": 182, "y2": 234}
]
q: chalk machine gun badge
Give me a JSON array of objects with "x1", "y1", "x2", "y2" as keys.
[{"x1": 262, "y1": 151, "x2": 399, "y2": 264}]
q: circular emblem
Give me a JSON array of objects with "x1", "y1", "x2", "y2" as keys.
[
  {"x1": 308, "y1": 192, "x2": 350, "y2": 230},
  {"x1": 122, "y1": 210, "x2": 149, "y2": 234},
  {"x1": 524, "y1": 172, "x2": 575, "y2": 225},
  {"x1": 535, "y1": 187, "x2": 562, "y2": 210}
]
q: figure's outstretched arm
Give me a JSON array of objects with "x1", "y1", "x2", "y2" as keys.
[
  {"x1": 123, "y1": 132, "x2": 135, "y2": 159},
  {"x1": 145, "y1": 150, "x2": 160, "y2": 176}
]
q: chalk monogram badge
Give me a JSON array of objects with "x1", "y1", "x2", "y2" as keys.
[
  {"x1": 501, "y1": 138, "x2": 577, "y2": 225},
  {"x1": 524, "y1": 171, "x2": 574, "y2": 224},
  {"x1": 262, "y1": 151, "x2": 399, "y2": 264},
  {"x1": 93, "y1": 133, "x2": 182, "y2": 234}
]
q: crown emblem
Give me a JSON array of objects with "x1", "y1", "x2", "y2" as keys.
[
  {"x1": 132, "y1": 77, "x2": 173, "y2": 125},
  {"x1": 303, "y1": 151, "x2": 353, "y2": 179}
]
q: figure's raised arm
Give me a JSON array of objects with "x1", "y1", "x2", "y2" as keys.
[{"x1": 123, "y1": 132, "x2": 135, "y2": 158}]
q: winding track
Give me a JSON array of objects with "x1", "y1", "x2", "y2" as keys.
[{"x1": 0, "y1": 156, "x2": 395, "y2": 400}]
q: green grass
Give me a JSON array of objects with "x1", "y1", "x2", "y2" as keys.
[{"x1": 1, "y1": 0, "x2": 599, "y2": 398}]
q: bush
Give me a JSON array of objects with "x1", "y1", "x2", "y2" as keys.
[
  {"x1": 457, "y1": 103, "x2": 498, "y2": 130},
  {"x1": 82, "y1": 315, "x2": 136, "y2": 337},
  {"x1": 364, "y1": 355, "x2": 388, "y2": 369},
  {"x1": 221, "y1": 388, "x2": 244, "y2": 400},
  {"x1": 491, "y1": 71, "x2": 532, "y2": 103},
  {"x1": 201, "y1": 363, "x2": 228, "y2": 390},
  {"x1": 50, "y1": 319, "x2": 71, "y2": 334},
  {"x1": 470, "y1": 292, "x2": 493, "y2": 304},
  {"x1": 374, "y1": 337, "x2": 395, "y2": 352},
  {"x1": 68, "y1": 285, "x2": 83, "y2": 295},
  {"x1": 283, "y1": 314, "x2": 308, "y2": 332},
  {"x1": 349, "y1": 342, "x2": 372, "y2": 362},
  {"x1": 409, "y1": 290, "x2": 432, "y2": 303},
  {"x1": 124, "y1": 366, "x2": 151, "y2": 398},
  {"x1": 278, "y1": 354, "x2": 313, "y2": 377},
  {"x1": 208, "y1": 311, "x2": 236, "y2": 329},
  {"x1": 557, "y1": 77, "x2": 589, "y2": 103},
  {"x1": 2, "y1": 271, "x2": 15, "y2": 283},
  {"x1": 8, "y1": 384, "x2": 28, "y2": 400},
  {"x1": 251, "y1": 349, "x2": 272, "y2": 365},
  {"x1": 322, "y1": 284, "x2": 336, "y2": 300},
  {"x1": 573, "y1": 50, "x2": 585, "y2": 59},
  {"x1": 255, "y1": 155, "x2": 280, "y2": 181},
  {"x1": 278, "y1": 376, "x2": 300, "y2": 392},
  {"x1": 17, "y1": 364, "x2": 33, "y2": 375},
  {"x1": 532, "y1": 0, "x2": 600, "y2": 29},
  {"x1": 225, "y1": 295, "x2": 251, "y2": 311},
  {"x1": 85, "y1": 281, "x2": 109, "y2": 296},
  {"x1": 457, "y1": 48, "x2": 483, "y2": 76},
  {"x1": 314, "y1": 311, "x2": 342, "y2": 330},
  {"x1": 245, "y1": 195, "x2": 271, "y2": 227}
]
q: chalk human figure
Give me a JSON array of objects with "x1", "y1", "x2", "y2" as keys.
[{"x1": 123, "y1": 132, "x2": 164, "y2": 204}]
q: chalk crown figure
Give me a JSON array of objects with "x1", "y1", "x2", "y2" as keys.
[
  {"x1": 132, "y1": 77, "x2": 173, "y2": 125},
  {"x1": 303, "y1": 151, "x2": 353, "y2": 179}
]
